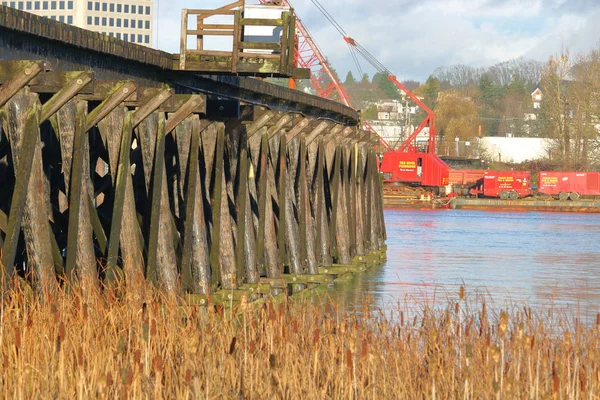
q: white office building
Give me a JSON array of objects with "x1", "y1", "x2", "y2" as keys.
[{"x1": 1, "y1": 0, "x2": 153, "y2": 46}]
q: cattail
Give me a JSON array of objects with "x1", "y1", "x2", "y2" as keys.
[
  {"x1": 150, "y1": 319, "x2": 157, "y2": 337},
  {"x1": 361, "y1": 339, "x2": 368, "y2": 358},
  {"x1": 291, "y1": 319, "x2": 298, "y2": 334},
  {"x1": 14, "y1": 328, "x2": 21, "y2": 356},
  {"x1": 552, "y1": 361, "x2": 559, "y2": 393},
  {"x1": 185, "y1": 370, "x2": 191, "y2": 386},
  {"x1": 229, "y1": 337, "x2": 237, "y2": 355},
  {"x1": 346, "y1": 349, "x2": 353, "y2": 379},
  {"x1": 134, "y1": 349, "x2": 141, "y2": 365},
  {"x1": 215, "y1": 304, "x2": 224, "y2": 318},
  {"x1": 269, "y1": 354, "x2": 276, "y2": 368},
  {"x1": 77, "y1": 347, "x2": 84, "y2": 368},
  {"x1": 313, "y1": 328, "x2": 320, "y2": 346},
  {"x1": 459, "y1": 286, "x2": 465, "y2": 301},
  {"x1": 153, "y1": 355, "x2": 162, "y2": 374},
  {"x1": 106, "y1": 372, "x2": 113, "y2": 387}
]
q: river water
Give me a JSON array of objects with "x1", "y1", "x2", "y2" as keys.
[{"x1": 330, "y1": 209, "x2": 600, "y2": 320}]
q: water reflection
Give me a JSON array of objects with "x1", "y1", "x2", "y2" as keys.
[{"x1": 329, "y1": 209, "x2": 600, "y2": 320}]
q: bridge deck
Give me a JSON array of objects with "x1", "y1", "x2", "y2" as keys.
[{"x1": 0, "y1": 5, "x2": 358, "y2": 125}]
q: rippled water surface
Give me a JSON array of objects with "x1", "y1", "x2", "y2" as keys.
[{"x1": 330, "y1": 209, "x2": 600, "y2": 318}]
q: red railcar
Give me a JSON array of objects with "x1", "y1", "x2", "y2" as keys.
[
  {"x1": 470, "y1": 171, "x2": 532, "y2": 199},
  {"x1": 538, "y1": 171, "x2": 600, "y2": 200},
  {"x1": 379, "y1": 151, "x2": 450, "y2": 187},
  {"x1": 448, "y1": 170, "x2": 487, "y2": 185}
]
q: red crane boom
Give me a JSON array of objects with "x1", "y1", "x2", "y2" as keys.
[{"x1": 257, "y1": 0, "x2": 390, "y2": 150}]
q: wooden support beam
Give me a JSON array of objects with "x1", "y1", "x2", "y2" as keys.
[
  {"x1": 276, "y1": 132, "x2": 287, "y2": 267},
  {"x1": 85, "y1": 82, "x2": 137, "y2": 131},
  {"x1": 298, "y1": 137, "x2": 318, "y2": 275},
  {"x1": 314, "y1": 138, "x2": 332, "y2": 267},
  {"x1": 255, "y1": 132, "x2": 268, "y2": 275},
  {"x1": 144, "y1": 113, "x2": 178, "y2": 290},
  {"x1": 1, "y1": 91, "x2": 55, "y2": 294},
  {"x1": 328, "y1": 147, "x2": 341, "y2": 261},
  {"x1": 305, "y1": 121, "x2": 330, "y2": 145},
  {"x1": 326, "y1": 126, "x2": 354, "y2": 145},
  {"x1": 235, "y1": 143, "x2": 249, "y2": 283},
  {"x1": 246, "y1": 110, "x2": 275, "y2": 137},
  {"x1": 132, "y1": 89, "x2": 173, "y2": 127},
  {"x1": 41, "y1": 72, "x2": 93, "y2": 122},
  {"x1": 322, "y1": 124, "x2": 345, "y2": 146},
  {"x1": 165, "y1": 95, "x2": 205, "y2": 133},
  {"x1": 267, "y1": 114, "x2": 292, "y2": 139},
  {"x1": 105, "y1": 112, "x2": 134, "y2": 283},
  {"x1": 0, "y1": 61, "x2": 43, "y2": 108},
  {"x1": 64, "y1": 100, "x2": 97, "y2": 287},
  {"x1": 180, "y1": 118, "x2": 201, "y2": 293},
  {"x1": 209, "y1": 123, "x2": 226, "y2": 288},
  {"x1": 285, "y1": 117, "x2": 310, "y2": 142}
]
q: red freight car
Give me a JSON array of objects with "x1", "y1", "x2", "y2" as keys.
[
  {"x1": 538, "y1": 171, "x2": 600, "y2": 200},
  {"x1": 470, "y1": 171, "x2": 532, "y2": 199},
  {"x1": 448, "y1": 170, "x2": 487, "y2": 185}
]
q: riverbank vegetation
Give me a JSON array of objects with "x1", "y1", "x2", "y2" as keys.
[{"x1": 0, "y1": 284, "x2": 598, "y2": 398}]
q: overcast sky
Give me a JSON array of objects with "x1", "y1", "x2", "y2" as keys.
[{"x1": 154, "y1": 0, "x2": 600, "y2": 82}]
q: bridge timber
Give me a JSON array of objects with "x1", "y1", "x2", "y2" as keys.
[{"x1": 0, "y1": 6, "x2": 386, "y2": 302}]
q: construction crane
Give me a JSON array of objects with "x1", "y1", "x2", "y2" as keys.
[
  {"x1": 257, "y1": 0, "x2": 390, "y2": 150},
  {"x1": 283, "y1": 0, "x2": 449, "y2": 188}
]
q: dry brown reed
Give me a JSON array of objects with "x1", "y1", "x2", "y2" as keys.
[{"x1": 0, "y1": 283, "x2": 598, "y2": 399}]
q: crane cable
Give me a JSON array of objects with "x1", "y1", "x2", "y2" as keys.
[
  {"x1": 309, "y1": 0, "x2": 392, "y2": 76},
  {"x1": 309, "y1": 0, "x2": 347, "y2": 36}
]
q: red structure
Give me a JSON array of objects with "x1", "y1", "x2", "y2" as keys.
[
  {"x1": 380, "y1": 151, "x2": 449, "y2": 187},
  {"x1": 538, "y1": 171, "x2": 600, "y2": 200},
  {"x1": 470, "y1": 171, "x2": 532, "y2": 199}
]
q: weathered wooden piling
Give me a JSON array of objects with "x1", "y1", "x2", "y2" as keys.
[{"x1": 0, "y1": 61, "x2": 386, "y2": 303}]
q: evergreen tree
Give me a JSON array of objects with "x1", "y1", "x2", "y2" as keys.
[
  {"x1": 372, "y1": 72, "x2": 401, "y2": 99},
  {"x1": 344, "y1": 71, "x2": 356, "y2": 85},
  {"x1": 361, "y1": 73, "x2": 370, "y2": 84},
  {"x1": 423, "y1": 76, "x2": 441, "y2": 109}
]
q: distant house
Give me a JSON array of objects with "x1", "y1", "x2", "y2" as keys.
[{"x1": 531, "y1": 88, "x2": 543, "y2": 109}]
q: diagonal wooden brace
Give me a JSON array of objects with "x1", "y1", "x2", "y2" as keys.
[
  {"x1": 40, "y1": 72, "x2": 94, "y2": 122},
  {"x1": 266, "y1": 114, "x2": 292, "y2": 139},
  {"x1": 85, "y1": 82, "x2": 137, "y2": 131},
  {"x1": 132, "y1": 88, "x2": 173, "y2": 127},
  {"x1": 326, "y1": 126, "x2": 354, "y2": 146},
  {"x1": 304, "y1": 120, "x2": 330, "y2": 145},
  {"x1": 246, "y1": 110, "x2": 275, "y2": 138},
  {"x1": 0, "y1": 61, "x2": 43, "y2": 108},
  {"x1": 285, "y1": 117, "x2": 309, "y2": 143},
  {"x1": 165, "y1": 95, "x2": 205, "y2": 133}
]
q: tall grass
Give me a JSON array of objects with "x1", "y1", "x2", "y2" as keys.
[{"x1": 0, "y1": 284, "x2": 598, "y2": 399}]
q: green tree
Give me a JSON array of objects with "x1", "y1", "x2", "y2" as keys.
[
  {"x1": 361, "y1": 73, "x2": 370, "y2": 84},
  {"x1": 423, "y1": 75, "x2": 440, "y2": 109},
  {"x1": 362, "y1": 104, "x2": 378, "y2": 120},
  {"x1": 344, "y1": 71, "x2": 356, "y2": 85},
  {"x1": 478, "y1": 73, "x2": 503, "y2": 136},
  {"x1": 372, "y1": 72, "x2": 400, "y2": 99},
  {"x1": 478, "y1": 73, "x2": 502, "y2": 106}
]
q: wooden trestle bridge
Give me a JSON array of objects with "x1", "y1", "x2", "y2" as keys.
[{"x1": 0, "y1": 5, "x2": 386, "y2": 303}]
